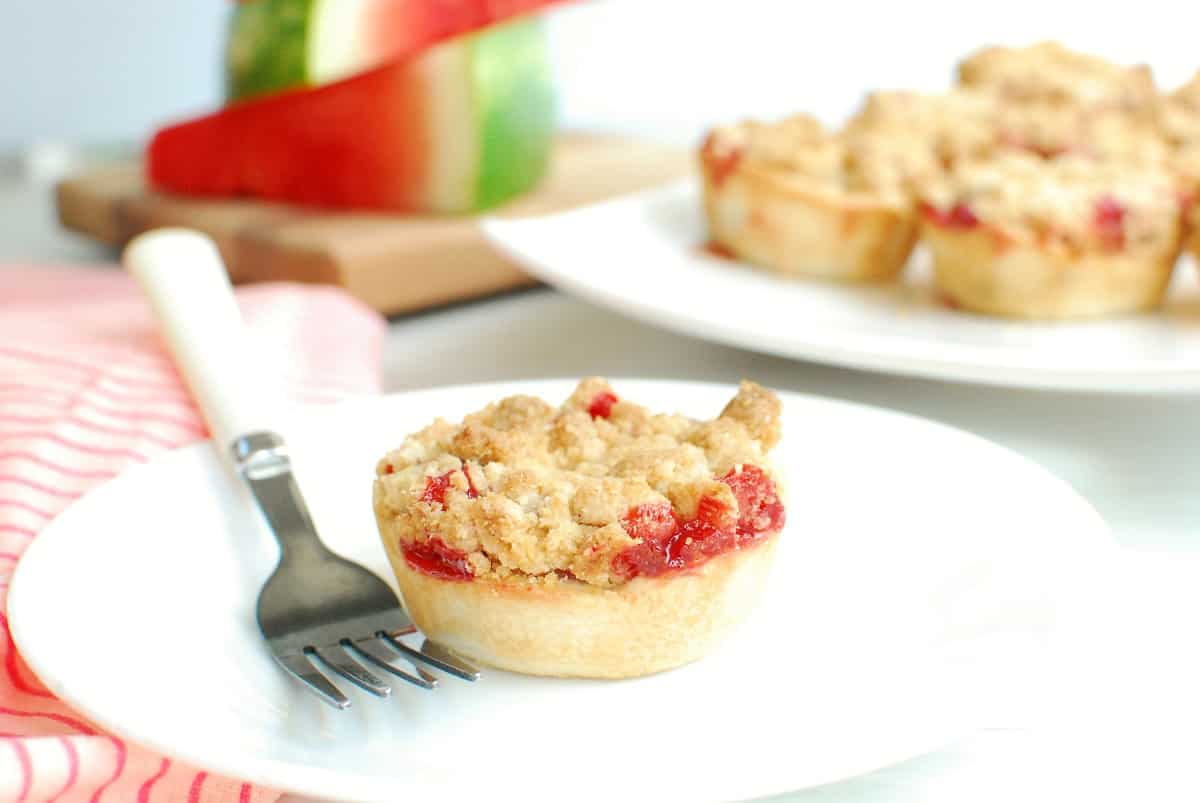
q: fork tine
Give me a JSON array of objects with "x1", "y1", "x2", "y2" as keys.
[
  {"x1": 379, "y1": 632, "x2": 481, "y2": 681},
  {"x1": 347, "y1": 637, "x2": 438, "y2": 690},
  {"x1": 419, "y1": 639, "x2": 481, "y2": 681},
  {"x1": 310, "y1": 646, "x2": 391, "y2": 697},
  {"x1": 276, "y1": 653, "x2": 350, "y2": 709},
  {"x1": 412, "y1": 664, "x2": 439, "y2": 687}
]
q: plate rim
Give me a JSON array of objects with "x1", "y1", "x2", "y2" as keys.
[
  {"x1": 483, "y1": 181, "x2": 1200, "y2": 394},
  {"x1": 8, "y1": 378, "x2": 1119, "y2": 802}
]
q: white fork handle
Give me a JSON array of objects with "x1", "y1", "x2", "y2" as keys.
[{"x1": 123, "y1": 228, "x2": 274, "y2": 456}]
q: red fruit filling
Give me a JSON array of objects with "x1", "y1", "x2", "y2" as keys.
[
  {"x1": 1093, "y1": 195, "x2": 1126, "y2": 250},
  {"x1": 721, "y1": 465, "x2": 786, "y2": 537},
  {"x1": 937, "y1": 291, "x2": 962, "y2": 310},
  {"x1": 702, "y1": 241, "x2": 737, "y2": 260},
  {"x1": 420, "y1": 469, "x2": 479, "y2": 507},
  {"x1": 702, "y1": 133, "x2": 744, "y2": 187},
  {"x1": 407, "y1": 465, "x2": 783, "y2": 584},
  {"x1": 612, "y1": 465, "x2": 784, "y2": 579},
  {"x1": 587, "y1": 391, "x2": 619, "y2": 419},
  {"x1": 921, "y1": 201, "x2": 980, "y2": 230},
  {"x1": 406, "y1": 471, "x2": 481, "y2": 580},
  {"x1": 402, "y1": 537, "x2": 473, "y2": 582}
]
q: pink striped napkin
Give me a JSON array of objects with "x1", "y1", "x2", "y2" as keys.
[{"x1": 0, "y1": 266, "x2": 387, "y2": 802}]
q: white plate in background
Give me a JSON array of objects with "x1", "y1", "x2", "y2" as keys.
[
  {"x1": 10, "y1": 380, "x2": 1114, "y2": 802},
  {"x1": 484, "y1": 182, "x2": 1200, "y2": 393}
]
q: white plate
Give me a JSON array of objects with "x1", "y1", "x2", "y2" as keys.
[
  {"x1": 10, "y1": 380, "x2": 1113, "y2": 802},
  {"x1": 484, "y1": 181, "x2": 1200, "y2": 393}
]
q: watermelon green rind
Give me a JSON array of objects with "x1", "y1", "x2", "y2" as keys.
[
  {"x1": 225, "y1": 0, "x2": 314, "y2": 101},
  {"x1": 225, "y1": 0, "x2": 566, "y2": 102},
  {"x1": 470, "y1": 17, "x2": 556, "y2": 210}
]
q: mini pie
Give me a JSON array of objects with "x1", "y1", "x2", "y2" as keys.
[
  {"x1": 957, "y1": 41, "x2": 1157, "y2": 113},
  {"x1": 699, "y1": 114, "x2": 924, "y2": 281},
  {"x1": 372, "y1": 378, "x2": 786, "y2": 679},
  {"x1": 918, "y1": 152, "x2": 1184, "y2": 319}
]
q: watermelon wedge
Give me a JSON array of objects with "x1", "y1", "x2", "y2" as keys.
[
  {"x1": 226, "y1": 0, "x2": 566, "y2": 100},
  {"x1": 149, "y1": 18, "x2": 556, "y2": 213}
]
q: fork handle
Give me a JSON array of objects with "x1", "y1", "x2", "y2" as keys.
[{"x1": 123, "y1": 228, "x2": 275, "y2": 456}]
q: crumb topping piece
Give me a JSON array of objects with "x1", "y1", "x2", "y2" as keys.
[
  {"x1": 845, "y1": 89, "x2": 1001, "y2": 163},
  {"x1": 847, "y1": 87, "x2": 1167, "y2": 165},
  {"x1": 374, "y1": 379, "x2": 784, "y2": 588},
  {"x1": 919, "y1": 152, "x2": 1183, "y2": 252},
  {"x1": 703, "y1": 115, "x2": 845, "y2": 188},
  {"x1": 612, "y1": 464, "x2": 783, "y2": 580},
  {"x1": 702, "y1": 113, "x2": 936, "y2": 206},
  {"x1": 996, "y1": 103, "x2": 1168, "y2": 163},
  {"x1": 957, "y1": 42, "x2": 1157, "y2": 110}
]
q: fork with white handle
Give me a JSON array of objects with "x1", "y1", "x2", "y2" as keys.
[{"x1": 123, "y1": 228, "x2": 479, "y2": 709}]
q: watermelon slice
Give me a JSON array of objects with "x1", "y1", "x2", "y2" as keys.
[
  {"x1": 226, "y1": 0, "x2": 565, "y2": 101},
  {"x1": 149, "y1": 18, "x2": 556, "y2": 213}
]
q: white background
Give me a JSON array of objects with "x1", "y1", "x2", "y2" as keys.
[{"x1": 5, "y1": 0, "x2": 1200, "y2": 149}]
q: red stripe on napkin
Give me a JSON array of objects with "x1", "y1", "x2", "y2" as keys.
[
  {"x1": 0, "y1": 265, "x2": 386, "y2": 803},
  {"x1": 46, "y1": 736, "x2": 79, "y2": 803}
]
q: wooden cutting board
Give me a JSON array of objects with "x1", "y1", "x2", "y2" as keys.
[{"x1": 56, "y1": 134, "x2": 690, "y2": 314}]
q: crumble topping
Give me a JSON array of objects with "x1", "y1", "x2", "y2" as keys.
[
  {"x1": 1159, "y1": 72, "x2": 1200, "y2": 138},
  {"x1": 1171, "y1": 71, "x2": 1200, "y2": 112},
  {"x1": 1162, "y1": 100, "x2": 1200, "y2": 150},
  {"x1": 847, "y1": 88, "x2": 1166, "y2": 164},
  {"x1": 1154, "y1": 74, "x2": 1200, "y2": 208},
  {"x1": 373, "y1": 379, "x2": 783, "y2": 588},
  {"x1": 919, "y1": 151, "x2": 1182, "y2": 252},
  {"x1": 839, "y1": 127, "x2": 944, "y2": 198},
  {"x1": 957, "y1": 42, "x2": 1157, "y2": 110},
  {"x1": 845, "y1": 89, "x2": 1001, "y2": 163},
  {"x1": 704, "y1": 114, "x2": 844, "y2": 185},
  {"x1": 704, "y1": 113, "x2": 936, "y2": 205},
  {"x1": 997, "y1": 103, "x2": 1169, "y2": 163}
]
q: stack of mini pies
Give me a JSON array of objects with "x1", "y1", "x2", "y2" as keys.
[{"x1": 700, "y1": 42, "x2": 1200, "y2": 319}]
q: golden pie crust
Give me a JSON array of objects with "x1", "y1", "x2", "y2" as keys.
[
  {"x1": 699, "y1": 116, "x2": 920, "y2": 282},
  {"x1": 385, "y1": 530, "x2": 779, "y2": 678},
  {"x1": 923, "y1": 225, "x2": 1179, "y2": 319}
]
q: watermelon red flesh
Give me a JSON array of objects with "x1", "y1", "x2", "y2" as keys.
[
  {"x1": 227, "y1": 0, "x2": 567, "y2": 100},
  {"x1": 365, "y1": 0, "x2": 553, "y2": 55},
  {"x1": 151, "y1": 18, "x2": 554, "y2": 213},
  {"x1": 153, "y1": 63, "x2": 429, "y2": 209}
]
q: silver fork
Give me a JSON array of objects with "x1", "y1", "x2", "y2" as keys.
[
  {"x1": 125, "y1": 228, "x2": 479, "y2": 709},
  {"x1": 235, "y1": 431, "x2": 478, "y2": 707}
]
